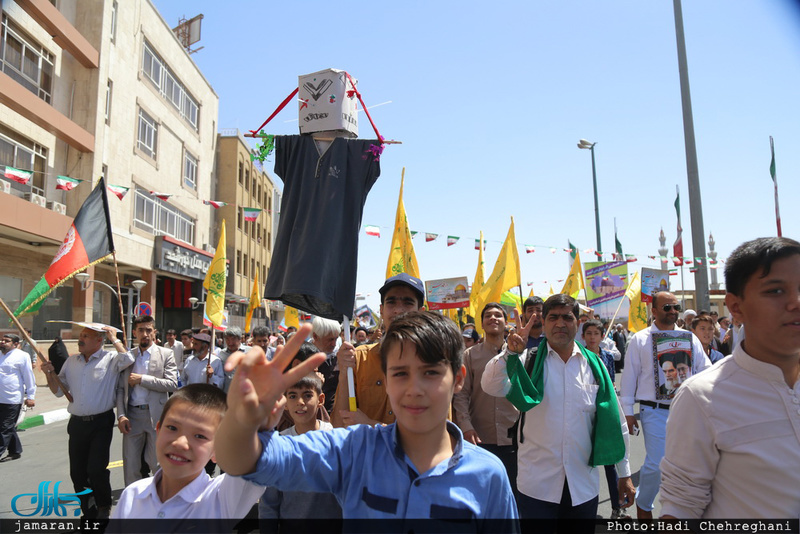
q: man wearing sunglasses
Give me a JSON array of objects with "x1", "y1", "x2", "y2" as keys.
[{"x1": 619, "y1": 291, "x2": 710, "y2": 520}]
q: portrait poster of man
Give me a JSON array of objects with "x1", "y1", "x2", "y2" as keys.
[{"x1": 651, "y1": 331, "x2": 693, "y2": 401}]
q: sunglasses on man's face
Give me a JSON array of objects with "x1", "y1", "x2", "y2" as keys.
[{"x1": 661, "y1": 304, "x2": 682, "y2": 312}]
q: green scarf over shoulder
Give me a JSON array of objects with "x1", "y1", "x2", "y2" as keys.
[{"x1": 505, "y1": 340, "x2": 625, "y2": 467}]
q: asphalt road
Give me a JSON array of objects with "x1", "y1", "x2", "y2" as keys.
[{"x1": 0, "y1": 411, "x2": 660, "y2": 524}]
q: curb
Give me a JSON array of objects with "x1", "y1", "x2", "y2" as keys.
[{"x1": 17, "y1": 408, "x2": 70, "y2": 430}]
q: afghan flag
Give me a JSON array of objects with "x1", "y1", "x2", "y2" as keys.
[
  {"x1": 447, "y1": 236, "x2": 458, "y2": 247},
  {"x1": 203, "y1": 200, "x2": 228, "y2": 209},
  {"x1": 5, "y1": 166, "x2": 32, "y2": 185},
  {"x1": 56, "y1": 176, "x2": 82, "y2": 191},
  {"x1": 14, "y1": 178, "x2": 115, "y2": 317},
  {"x1": 108, "y1": 184, "x2": 129, "y2": 200},
  {"x1": 242, "y1": 207, "x2": 262, "y2": 221}
]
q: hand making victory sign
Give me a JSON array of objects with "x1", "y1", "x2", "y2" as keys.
[
  {"x1": 223, "y1": 323, "x2": 326, "y2": 430},
  {"x1": 506, "y1": 308, "x2": 536, "y2": 354}
]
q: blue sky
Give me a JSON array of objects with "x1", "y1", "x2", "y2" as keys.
[{"x1": 154, "y1": 0, "x2": 800, "y2": 316}]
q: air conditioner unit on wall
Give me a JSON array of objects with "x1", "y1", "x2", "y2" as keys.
[
  {"x1": 46, "y1": 201, "x2": 67, "y2": 215},
  {"x1": 0, "y1": 180, "x2": 9, "y2": 194},
  {"x1": 24, "y1": 193, "x2": 46, "y2": 207}
]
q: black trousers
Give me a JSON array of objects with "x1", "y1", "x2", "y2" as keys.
[
  {"x1": 67, "y1": 410, "x2": 115, "y2": 514},
  {"x1": 0, "y1": 403, "x2": 22, "y2": 456},
  {"x1": 517, "y1": 479, "x2": 598, "y2": 534}
]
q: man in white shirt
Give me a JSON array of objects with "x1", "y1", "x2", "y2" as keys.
[
  {"x1": 661, "y1": 237, "x2": 800, "y2": 519},
  {"x1": 41, "y1": 325, "x2": 133, "y2": 519},
  {"x1": 619, "y1": 291, "x2": 710, "y2": 520},
  {"x1": 164, "y1": 329, "x2": 184, "y2": 372},
  {"x1": 218, "y1": 326, "x2": 248, "y2": 393},
  {"x1": 482, "y1": 294, "x2": 634, "y2": 531},
  {"x1": 0, "y1": 334, "x2": 35, "y2": 462},
  {"x1": 182, "y1": 333, "x2": 223, "y2": 388},
  {"x1": 116, "y1": 315, "x2": 178, "y2": 485}
]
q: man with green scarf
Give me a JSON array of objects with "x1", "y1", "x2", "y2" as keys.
[{"x1": 482, "y1": 294, "x2": 635, "y2": 530}]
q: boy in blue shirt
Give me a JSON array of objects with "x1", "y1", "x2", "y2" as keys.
[{"x1": 216, "y1": 311, "x2": 518, "y2": 529}]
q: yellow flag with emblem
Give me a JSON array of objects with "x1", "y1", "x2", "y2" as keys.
[
  {"x1": 474, "y1": 218, "x2": 521, "y2": 327},
  {"x1": 203, "y1": 221, "x2": 227, "y2": 329},
  {"x1": 285, "y1": 305, "x2": 299, "y2": 329},
  {"x1": 385, "y1": 170, "x2": 420, "y2": 280},
  {"x1": 244, "y1": 271, "x2": 260, "y2": 333},
  {"x1": 560, "y1": 250, "x2": 585, "y2": 298},
  {"x1": 626, "y1": 270, "x2": 648, "y2": 333},
  {"x1": 468, "y1": 230, "x2": 485, "y2": 324}
]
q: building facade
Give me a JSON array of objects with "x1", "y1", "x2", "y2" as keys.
[
  {"x1": 0, "y1": 0, "x2": 219, "y2": 341},
  {"x1": 214, "y1": 130, "x2": 276, "y2": 332}
]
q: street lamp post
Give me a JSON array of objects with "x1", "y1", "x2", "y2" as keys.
[
  {"x1": 578, "y1": 139, "x2": 602, "y2": 253},
  {"x1": 75, "y1": 273, "x2": 147, "y2": 345}
]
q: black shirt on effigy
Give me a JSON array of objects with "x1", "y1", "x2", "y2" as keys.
[{"x1": 265, "y1": 135, "x2": 381, "y2": 320}]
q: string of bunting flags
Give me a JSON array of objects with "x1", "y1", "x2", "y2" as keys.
[{"x1": 361, "y1": 224, "x2": 726, "y2": 269}]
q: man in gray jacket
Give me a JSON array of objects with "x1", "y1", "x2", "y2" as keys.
[{"x1": 116, "y1": 315, "x2": 178, "y2": 485}]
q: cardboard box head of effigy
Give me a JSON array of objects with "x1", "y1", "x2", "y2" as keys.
[{"x1": 298, "y1": 68, "x2": 359, "y2": 137}]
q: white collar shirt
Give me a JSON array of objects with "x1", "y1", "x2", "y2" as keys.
[
  {"x1": 57, "y1": 347, "x2": 134, "y2": 416},
  {"x1": 516, "y1": 342, "x2": 630, "y2": 505},
  {"x1": 660, "y1": 343, "x2": 800, "y2": 519},
  {"x1": 129, "y1": 346, "x2": 152, "y2": 406},
  {"x1": 111, "y1": 469, "x2": 264, "y2": 520},
  {"x1": 619, "y1": 325, "x2": 711, "y2": 416},
  {"x1": 182, "y1": 353, "x2": 223, "y2": 388},
  {"x1": 0, "y1": 348, "x2": 36, "y2": 404}
]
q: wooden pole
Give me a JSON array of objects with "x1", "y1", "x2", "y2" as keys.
[
  {"x1": 0, "y1": 297, "x2": 73, "y2": 403},
  {"x1": 111, "y1": 253, "x2": 128, "y2": 345}
]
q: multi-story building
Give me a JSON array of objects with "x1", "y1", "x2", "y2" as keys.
[
  {"x1": 0, "y1": 0, "x2": 218, "y2": 341},
  {"x1": 214, "y1": 129, "x2": 275, "y2": 332}
]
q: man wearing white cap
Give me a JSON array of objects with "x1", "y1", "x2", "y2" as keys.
[{"x1": 41, "y1": 324, "x2": 133, "y2": 519}]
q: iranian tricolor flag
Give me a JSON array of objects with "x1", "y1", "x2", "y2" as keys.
[
  {"x1": 107, "y1": 184, "x2": 129, "y2": 200},
  {"x1": 242, "y1": 207, "x2": 262, "y2": 221},
  {"x1": 447, "y1": 236, "x2": 459, "y2": 247},
  {"x1": 14, "y1": 178, "x2": 115, "y2": 317},
  {"x1": 203, "y1": 200, "x2": 228, "y2": 209},
  {"x1": 673, "y1": 186, "x2": 683, "y2": 265},
  {"x1": 365, "y1": 225, "x2": 380, "y2": 237},
  {"x1": 425, "y1": 233, "x2": 438, "y2": 242},
  {"x1": 56, "y1": 176, "x2": 82, "y2": 191},
  {"x1": 150, "y1": 191, "x2": 172, "y2": 201},
  {"x1": 4, "y1": 166, "x2": 32, "y2": 185},
  {"x1": 525, "y1": 245, "x2": 535, "y2": 254},
  {"x1": 474, "y1": 239, "x2": 486, "y2": 250}
]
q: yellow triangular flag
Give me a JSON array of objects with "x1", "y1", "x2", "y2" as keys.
[
  {"x1": 626, "y1": 270, "x2": 648, "y2": 333},
  {"x1": 285, "y1": 305, "x2": 299, "y2": 329},
  {"x1": 385, "y1": 169, "x2": 420, "y2": 280},
  {"x1": 548, "y1": 284, "x2": 555, "y2": 296},
  {"x1": 468, "y1": 230, "x2": 485, "y2": 324},
  {"x1": 528, "y1": 288, "x2": 535, "y2": 298},
  {"x1": 474, "y1": 218, "x2": 521, "y2": 327},
  {"x1": 244, "y1": 271, "x2": 261, "y2": 333},
  {"x1": 560, "y1": 250, "x2": 585, "y2": 298},
  {"x1": 203, "y1": 221, "x2": 227, "y2": 328}
]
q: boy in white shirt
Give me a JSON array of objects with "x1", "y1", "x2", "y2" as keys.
[{"x1": 112, "y1": 384, "x2": 264, "y2": 524}]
